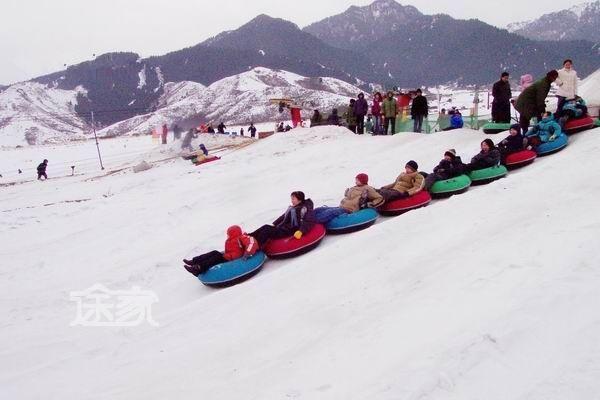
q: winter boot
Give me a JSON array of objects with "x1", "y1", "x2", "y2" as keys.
[{"x1": 184, "y1": 264, "x2": 201, "y2": 277}]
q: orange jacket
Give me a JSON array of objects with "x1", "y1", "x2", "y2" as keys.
[{"x1": 223, "y1": 225, "x2": 258, "y2": 261}]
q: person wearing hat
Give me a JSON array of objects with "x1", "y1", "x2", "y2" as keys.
[
  {"x1": 524, "y1": 111, "x2": 563, "y2": 149},
  {"x1": 497, "y1": 124, "x2": 525, "y2": 163},
  {"x1": 182, "y1": 225, "x2": 259, "y2": 277},
  {"x1": 353, "y1": 93, "x2": 369, "y2": 134},
  {"x1": 423, "y1": 150, "x2": 465, "y2": 190},
  {"x1": 377, "y1": 160, "x2": 424, "y2": 201},
  {"x1": 492, "y1": 72, "x2": 512, "y2": 123},
  {"x1": 464, "y1": 139, "x2": 501, "y2": 173},
  {"x1": 410, "y1": 89, "x2": 429, "y2": 133},
  {"x1": 514, "y1": 70, "x2": 559, "y2": 134},
  {"x1": 249, "y1": 191, "x2": 316, "y2": 247},
  {"x1": 313, "y1": 174, "x2": 384, "y2": 224}
]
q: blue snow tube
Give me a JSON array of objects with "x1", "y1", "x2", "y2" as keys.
[
  {"x1": 199, "y1": 251, "x2": 267, "y2": 288},
  {"x1": 326, "y1": 208, "x2": 378, "y2": 234},
  {"x1": 535, "y1": 134, "x2": 568, "y2": 156}
]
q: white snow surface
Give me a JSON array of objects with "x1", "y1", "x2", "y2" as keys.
[
  {"x1": 579, "y1": 67, "x2": 600, "y2": 106},
  {"x1": 0, "y1": 82, "x2": 88, "y2": 147},
  {"x1": 1, "y1": 125, "x2": 600, "y2": 399}
]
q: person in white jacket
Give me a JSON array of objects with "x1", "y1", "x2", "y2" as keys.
[{"x1": 555, "y1": 59, "x2": 578, "y2": 118}]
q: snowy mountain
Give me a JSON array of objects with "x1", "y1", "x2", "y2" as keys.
[
  {"x1": 304, "y1": 0, "x2": 426, "y2": 49},
  {"x1": 0, "y1": 82, "x2": 88, "y2": 147},
  {"x1": 2, "y1": 124, "x2": 600, "y2": 398},
  {"x1": 98, "y1": 67, "x2": 364, "y2": 138},
  {"x1": 507, "y1": 1, "x2": 600, "y2": 41}
]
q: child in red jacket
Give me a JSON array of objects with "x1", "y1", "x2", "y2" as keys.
[{"x1": 183, "y1": 225, "x2": 258, "y2": 276}]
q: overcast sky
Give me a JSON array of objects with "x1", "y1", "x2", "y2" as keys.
[{"x1": 2, "y1": 0, "x2": 585, "y2": 85}]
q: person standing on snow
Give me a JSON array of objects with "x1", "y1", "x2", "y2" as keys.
[
  {"x1": 353, "y1": 93, "x2": 369, "y2": 134},
  {"x1": 555, "y1": 59, "x2": 578, "y2": 119},
  {"x1": 410, "y1": 89, "x2": 428, "y2": 133},
  {"x1": 248, "y1": 123, "x2": 257, "y2": 138},
  {"x1": 161, "y1": 124, "x2": 168, "y2": 144},
  {"x1": 514, "y1": 70, "x2": 559, "y2": 134},
  {"x1": 181, "y1": 129, "x2": 194, "y2": 151},
  {"x1": 37, "y1": 159, "x2": 48, "y2": 180},
  {"x1": 371, "y1": 92, "x2": 383, "y2": 135},
  {"x1": 492, "y1": 72, "x2": 512, "y2": 123},
  {"x1": 217, "y1": 122, "x2": 226, "y2": 134},
  {"x1": 382, "y1": 91, "x2": 398, "y2": 135},
  {"x1": 172, "y1": 124, "x2": 182, "y2": 140},
  {"x1": 345, "y1": 99, "x2": 357, "y2": 133}
]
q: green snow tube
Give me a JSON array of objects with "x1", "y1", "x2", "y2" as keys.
[
  {"x1": 468, "y1": 165, "x2": 508, "y2": 185},
  {"x1": 482, "y1": 122, "x2": 511, "y2": 134},
  {"x1": 594, "y1": 118, "x2": 600, "y2": 127},
  {"x1": 430, "y1": 174, "x2": 471, "y2": 198}
]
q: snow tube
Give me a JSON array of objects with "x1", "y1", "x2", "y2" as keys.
[
  {"x1": 430, "y1": 175, "x2": 471, "y2": 198},
  {"x1": 482, "y1": 122, "x2": 511, "y2": 134},
  {"x1": 504, "y1": 150, "x2": 537, "y2": 169},
  {"x1": 199, "y1": 251, "x2": 267, "y2": 288},
  {"x1": 564, "y1": 116, "x2": 594, "y2": 134},
  {"x1": 535, "y1": 134, "x2": 568, "y2": 156},
  {"x1": 377, "y1": 191, "x2": 431, "y2": 216},
  {"x1": 193, "y1": 155, "x2": 221, "y2": 165},
  {"x1": 264, "y1": 224, "x2": 326, "y2": 259},
  {"x1": 468, "y1": 165, "x2": 508, "y2": 185},
  {"x1": 326, "y1": 208, "x2": 378, "y2": 234},
  {"x1": 594, "y1": 118, "x2": 600, "y2": 128}
]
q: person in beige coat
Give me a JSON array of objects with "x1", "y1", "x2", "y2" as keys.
[
  {"x1": 555, "y1": 59, "x2": 578, "y2": 118},
  {"x1": 314, "y1": 173, "x2": 384, "y2": 223},
  {"x1": 377, "y1": 160, "x2": 424, "y2": 202}
]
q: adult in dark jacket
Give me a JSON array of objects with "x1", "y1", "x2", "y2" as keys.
[
  {"x1": 464, "y1": 139, "x2": 501, "y2": 173},
  {"x1": 249, "y1": 191, "x2": 316, "y2": 248},
  {"x1": 424, "y1": 150, "x2": 464, "y2": 190},
  {"x1": 311, "y1": 110, "x2": 323, "y2": 126},
  {"x1": 514, "y1": 70, "x2": 559, "y2": 134},
  {"x1": 411, "y1": 89, "x2": 428, "y2": 133},
  {"x1": 353, "y1": 93, "x2": 369, "y2": 134},
  {"x1": 492, "y1": 72, "x2": 512, "y2": 123},
  {"x1": 345, "y1": 99, "x2": 357, "y2": 133},
  {"x1": 37, "y1": 159, "x2": 48, "y2": 180},
  {"x1": 217, "y1": 122, "x2": 226, "y2": 134},
  {"x1": 181, "y1": 129, "x2": 194, "y2": 151},
  {"x1": 172, "y1": 124, "x2": 183, "y2": 140},
  {"x1": 497, "y1": 124, "x2": 524, "y2": 162},
  {"x1": 326, "y1": 109, "x2": 341, "y2": 126},
  {"x1": 248, "y1": 123, "x2": 257, "y2": 138}
]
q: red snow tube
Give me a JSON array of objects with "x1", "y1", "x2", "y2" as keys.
[
  {"x1": 194, "y1": 155, "x2": 221, "y2": 165},
  {"x1": 504, "y1": 150, "x2": 537, "y2": 169},
  {"x1": 377, "y1": 191, "x2": 431, "y2": 216},
  {"x1": 564, "y1": 116, "x2": 594, "y2": 134},
  {"x1": 264, "y1": 224, "x2": 326, "y2": 259}
]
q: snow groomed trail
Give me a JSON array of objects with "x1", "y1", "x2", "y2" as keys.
[{"x1": 1, "y1": 126, "x2": 600, "y2": 399}]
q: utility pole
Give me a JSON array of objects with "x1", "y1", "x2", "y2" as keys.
[{"x1": 91, "y1": 111, "x2": 104, "y2": 170}]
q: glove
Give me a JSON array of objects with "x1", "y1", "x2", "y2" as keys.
[{"x1": 293, "y1": 231, "x2": 303, "y2": 240}]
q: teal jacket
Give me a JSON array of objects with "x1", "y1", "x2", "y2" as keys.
[{"x1": 527, "y1": 116, "x2": 562, "y2": 142}]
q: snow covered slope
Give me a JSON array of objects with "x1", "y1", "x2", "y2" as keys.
[
  {"x1": 0, "y1": 82, "x2": 88, "y2": 147},
  {"x1": 2, "y1": 126, "x2": 600, "y2": 399},
  {"x1": 579, "y1": 67, "x2": 600, "y2": 107}
]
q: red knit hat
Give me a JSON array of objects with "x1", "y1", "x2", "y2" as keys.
[{"x1": 356, "y1": 173, "x2": 369, "y2": 185}]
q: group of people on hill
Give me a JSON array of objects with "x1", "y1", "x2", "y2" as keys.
[
  {"x1": 492, "y1": 59, "x2": 585, "y2": 135},
  {"x1": 182, "y1": 119, "x2": 554, "y2": 278},
  {"x1": 311, "y1": 89, "x2": 432, "y2": 135}
]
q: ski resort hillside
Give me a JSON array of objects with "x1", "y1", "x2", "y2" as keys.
[{"x1": 1, "y1": 125, "x2": 600, "y2": 399}]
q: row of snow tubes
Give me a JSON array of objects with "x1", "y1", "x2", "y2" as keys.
[
  {"x1": 199, "y1": 119, "x2": 594, "y2": 287},
  {"x1": 483, "y1": 115, "x2": 595, "y2": 135}
]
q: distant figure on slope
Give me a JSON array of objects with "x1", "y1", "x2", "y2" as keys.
[
  {"x1": 354, "y1": 93, "x2": 369, "y2": 134},
  {"x1": 525, "y1": 112, "x2": 562, "y2": 149},
  {"x1": 377, "y1": 160, "x2": 424, "y2": 202},
  {"x1": 326, "y1": 109, "x2": 341, "y2": 126},
  {"x1": 248, "y1": 123, "x2": 257, "y2": 138},
  {"x1": 277, "y1": 122, "x2": 285, "y2": 132},
  {"x1": 249, "y1": 191, "x2": 316, "y2": 248},
  {"x1": 37, "y1": 159, "x2": 48, "y2": 180},
  {"x1": 172, "y1": 124, "x2": 182, "y2": 140},
  {"x1": 382, "y1": 91, "x2": 398, "y2": 135},
  {"x1": 313, "y1": 173, "x2": 384, "y2": 224},
  {"x1": 514, "y1": 70, "x2": 559, "y2": 134},
  {"x1": 464, "y1": 139, "x2": 501, "y2": 173},
  {"x1": 181, "y1": 129, "x2": 195, "y2": 151},
  {"x1": 437, "y1": 108, "x2": 451, "y2": 131},
  {"x1": 371, "y1": 92, "x2": 384, "y2": 135},
  {"x1": 183, "y1": 225, "x2": 259, "y2": 277},
  {"x1": 442, "y1": 108, "x2": 463, "y2": 131},
  {"x1": 217, "y1": 122, "x2": 226, "y2": 134},
  {"x1": 240, "y1": 127, "x2": 244, "y2": 137},
  {"x1": 161, "y1": 124, "x2": 168, "y2": 144},
  {"x1": 555, "y1": 59, "x2": 578, "y2": 119},
  {"x1": 492, "y1": 72, "x2": 512, "y2": 123},
  {"x1": 345, "y1": 99, "x2": 357, "y2": 133},
  {"x1": 423, "y1": 149, "x2": 465, "y2": 190},
  {"x1": 411, "y1": 88, "x2": 428, "y2": 133},
  {"x1": 207, "y1": 123, "x2": 215, "y2": 134},
  {"x1": 311, "y1": 110, "x2": 323, "y2": 127},
  {"x1": 497, "y1": 124, "x2": 525, "y2": 163}
]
